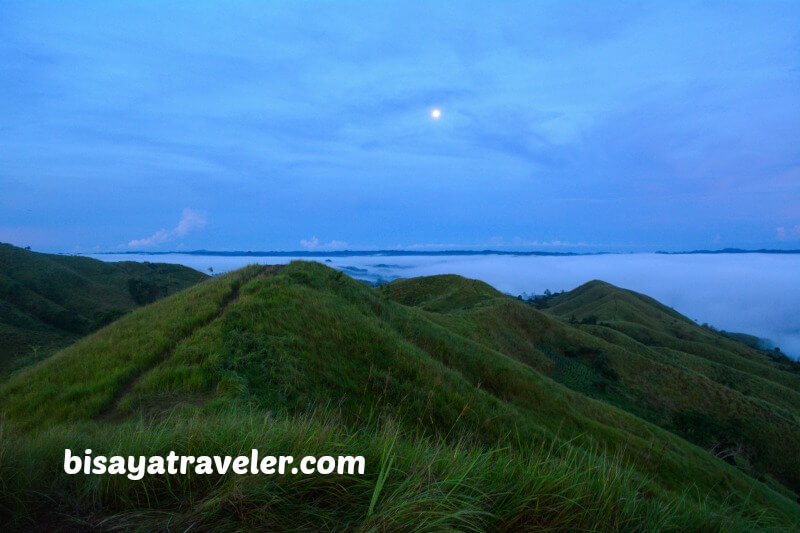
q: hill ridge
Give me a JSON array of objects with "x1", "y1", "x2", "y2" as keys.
[
  {"x1": 100, "y1": 265, "x2": 280, "y2": 418},
  {"x1": 0, "y1": 243, "x2": 207, "y2": 377}
]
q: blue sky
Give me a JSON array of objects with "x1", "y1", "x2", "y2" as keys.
[{"x1": 1, "y1": 1, "x2": 798, "y2": 252}]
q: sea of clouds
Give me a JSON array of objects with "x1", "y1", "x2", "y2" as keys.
[{"x1": 91, "y1": 253, "x2": 800, "y2": 358}]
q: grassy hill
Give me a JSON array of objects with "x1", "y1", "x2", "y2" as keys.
[
  {"x1": 0, "y1": 243, "x2": 207, "y2": 377},
  {"x1": 537, "y1": 280, "x2": 800, "y2": 493},
  {"x1": 1, "y1": 261, "x2": 799, "y2": 530}
]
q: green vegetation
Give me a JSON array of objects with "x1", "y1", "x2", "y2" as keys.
[
  {"x1": 542, "y1": 280, "x2": 800, "y2": 495},
  {"x1": 1, "y1": 261, "x2": 799, "y2": 530},
  {"x1": 0, "y1": 243, "x2": 207, "y2": 377}
]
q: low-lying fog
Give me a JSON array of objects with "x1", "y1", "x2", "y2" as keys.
[{"x1": 91, "y1": 253, "x2": 800, "y2": 359}]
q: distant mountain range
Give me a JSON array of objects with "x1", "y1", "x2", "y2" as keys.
[
  {"x1": 656, "y1": 248, "x2": 800, "y2": 254},
  {"x1": 84, "y1": 248, "x2": 800, "y2": 256}
]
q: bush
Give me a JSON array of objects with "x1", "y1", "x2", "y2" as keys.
[{"x1": 127, "y1": 278, "x2": 169, "y2": 305}]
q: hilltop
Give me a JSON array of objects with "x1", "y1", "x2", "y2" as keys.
[
  {"x1": 0, "y1": 243, "x2": 207, "y2": 377},
  {"x1": 1, "y1": 261, "x2": 799, "y2": 530}
]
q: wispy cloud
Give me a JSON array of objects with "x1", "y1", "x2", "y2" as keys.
[
  {"x1": 128, "y1": 208, "x2": 207, "y2": 248},
  {"x1": 776, "y1": 225, "x2": 800, "y2": 241},
  {"x1": 300, "y1": 237, "x2": 348, "y2": 251}
]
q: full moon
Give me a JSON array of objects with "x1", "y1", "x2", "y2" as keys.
[{"x1": 431, "y1": 108, "x2": 442, "y2": 120}]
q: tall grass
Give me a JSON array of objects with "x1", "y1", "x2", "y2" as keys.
[{"x1": 0, "y1": 408, "x2": 782, "y2": 531}]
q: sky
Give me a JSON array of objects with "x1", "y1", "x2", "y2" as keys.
[{"x1": 1, "y1": 1, "x2": 799, "y2": 252}]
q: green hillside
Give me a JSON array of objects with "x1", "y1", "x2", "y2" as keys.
[
  {"x1": 0, "y1": 243, "x2": 207, "y2": 377},
  {"x1": 538, "y1": 280, "x2": 800, "y2": 493},
  {"x1": 1, "y1": 261, "x2": 799, "y2": 530}
]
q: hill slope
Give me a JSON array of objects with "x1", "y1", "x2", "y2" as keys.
[
  {"x1": 1, "y1": 261, "x2": 799, "y2": 530},
  {"x1": 0, "y1": 243, "x2": 207, "y2": 376},
  {"x1": 535, "y1": 281, "x2": 800, "y2": 492}
]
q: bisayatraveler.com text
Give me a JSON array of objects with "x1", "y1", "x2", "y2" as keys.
[{"x1": 65, "y1": 449, "x2": 365, "y2": 480}]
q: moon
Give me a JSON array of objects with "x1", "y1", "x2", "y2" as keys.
[{"x1": 431, "y1": 108, "x2": 442, "y2": 120}]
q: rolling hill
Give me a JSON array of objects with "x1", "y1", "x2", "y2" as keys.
[
  {"x1": 0, "y1": 243, "x2": 207, "y2": 377},
  {"x1": 1, "y1": 261, "x2": 799, "y2": 530},
  {"x1": 539, "y1": 280, "x2": 800, "y2": 493}
]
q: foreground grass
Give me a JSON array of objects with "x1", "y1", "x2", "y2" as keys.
[{"x1": 0, "y1": 409, "x2": 781, "y2": 531}]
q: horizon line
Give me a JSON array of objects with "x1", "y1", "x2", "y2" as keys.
[{"x1": 72, "y1": 247, "x2": 800, "y2": 257}]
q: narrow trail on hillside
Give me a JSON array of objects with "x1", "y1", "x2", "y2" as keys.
[{"x1": 99, "y1": 265, "x2": 277, "y2": 419}]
